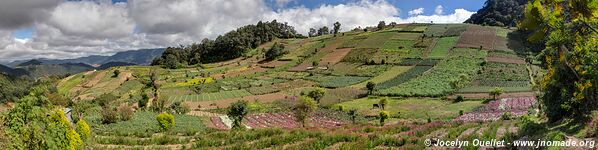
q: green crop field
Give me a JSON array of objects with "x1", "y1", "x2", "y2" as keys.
[
  {"x1": 378, "y1": 49, "x2": 486, "y2": 96},
  {"x1": 352, "y1": 66, "x2": 414, "y2": 88},
  {"x1": 319, "y1": 76, "x2": 370, "y2": 88},
  {"x1": 335, "y1": 97, "x2": 484, "y2": 121},
  {"x1": 170, "y1": 89, "x2": 252, "y2": 102},
  {"x1": 356, "y1": 32, "x2": 396, "y2": 49},
  {"x1": 428, "y1": 37, "x2": 458, "y2": 59},
  {"x1": 376, "y1": 66, "x2": 433, "y2": 89}
]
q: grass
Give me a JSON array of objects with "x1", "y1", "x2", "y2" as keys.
[
  {"x1": 381, "y1": 39, "x2": 415, "y2": 53},
  {"x1": 356, "y1": 32, "x2": 396, "y2": 49},
  {"x1": 428, "y1": 37, "x2": 458, "y2": 59},
  {"x1": 319, "y1": 76, "x2": 371, "y2": 88},
  {"x1": 458, "y1": 86, "x2": 533, "y2": 93},
  {"x1": 335, "y1": 97, "x2": 484, "y2": 121},
  {"x1": 95, "y1": 111, "x2": 206, "y2": 137},
  {"x1": 169, "y1": 89, "x2": 252, "y2": 102},
  {"x1": 352, "y1": 66, "x2": 414, "y2": 88}
]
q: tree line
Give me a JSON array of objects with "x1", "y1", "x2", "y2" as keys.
[{"x1": 151, "y1": 20, "x2": 304, "y2": 69}]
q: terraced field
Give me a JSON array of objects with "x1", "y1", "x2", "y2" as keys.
[{"x1": 169, "y1": 89, "x2": 253, "y2": 102}]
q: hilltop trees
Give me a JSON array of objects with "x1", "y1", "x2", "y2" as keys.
[
  {"x1": 152, "y1": 20, "x2": 302, "y2": 67},
  {"x1": 333, "y1": 22, "x2": 341, "y2": 36},
  {"x1": 309, "y1": 28, "x2": 317, "y2": 37},
  {"x1": 520, "y1": 0, "x2": 598, "y2": 122},
  {"x1": 465, "y1": 0, "x2": 526, "y2": 27},
  {"x1": 377, "y1": 21, "x2": 386, "y2": 30}
]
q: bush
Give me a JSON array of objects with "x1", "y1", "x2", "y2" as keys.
[
  {"x1": 101, "y1": 106, "x2": 119, "y2": 124},
  {"x1": 118, "y1": 105, "x2": 134, "y2": 121},
  {"x1": 96, "y1": 93, "x2": 118, "y2": 107},
  {"x1": 170, "y1": 101, "x2": 191, "y2": 115},
  {"x1": 113, "y1": 70, "x2": 120, "y2": 78},
  {"x1": 454, "y1": 95, "x2": 464, "y2": 103},
  {"x1": 139, "y1": 93, "x2": 149, "y2": 108},
  {"x1": 76, "y1": 119, "x2": 91, "y2": 142},
  {"x1": 379, "y1": 110, "x2": 389, "y2": 126},
  {"x1": 501, "y1": 112, "x2": 512, "y2": 120},
  {"x1": 156, "y1": 112, "x2": 175, "y2": 131}
]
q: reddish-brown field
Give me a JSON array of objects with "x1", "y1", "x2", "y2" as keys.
[
  {"x1": 288, "y1": 37, "x2": 345, "y2": 72},
  {"x1": 318, "y1": 48, "x2": 353, "y2": 67},
  {"x1": 455, "y1": 26, "x2": 496, "y2": 50}
]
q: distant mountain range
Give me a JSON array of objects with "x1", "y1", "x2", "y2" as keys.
[
  {"x1": 0, "y1": 48, "x2": 164, "y2": 78},
  {"x1": 3, "y1": 48, "x2": 164, "y2": 67}
]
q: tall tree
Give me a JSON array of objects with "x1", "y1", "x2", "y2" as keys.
[
  {"x1": 308, "y1": 28, "x2": 317, "y2": 37},
  {"x1": 227, "y1": 100, "x2": 249, "y2": 129},
  {"x1": 520, "y1": 0, "x2": 598, "y2": 122},
  {"x1": 377, "y1": 21, "x2": 386, "y2": 30},
  {"x1": 294, "y1": 96, "x2": 317, "y2": 128},
  {"x1": 333, "y1": 22, "x2": 341, "y2": 36},
  {"x1": 317, "y1": 26, "x2": 330, "y2": 36}
]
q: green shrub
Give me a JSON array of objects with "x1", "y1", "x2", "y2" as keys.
[
  {"x1": 170, "y1": 101, "x2": 191, "y2": 115},
  {"x1": 156, "y1": 112, "x2": 175, "y2": 131},
  {"x1": 455, "y1": 95, "x2": 464, "y2": 103}
]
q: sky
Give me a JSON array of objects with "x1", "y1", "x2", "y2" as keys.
[{"x1": 0, "y1": 0, "x2": 485, "y2": 62}]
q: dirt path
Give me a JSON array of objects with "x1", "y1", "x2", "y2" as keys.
[{"x1": 451, "y1": 92, "x2": 536, "y2": 99}]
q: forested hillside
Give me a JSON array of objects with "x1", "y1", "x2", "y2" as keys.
[
  {"x1": 465, "y1": 0, "x2": 527, "y2": 27},
  {"x1": 151, "y1": 20, "x2": 304, "y2": 68}
]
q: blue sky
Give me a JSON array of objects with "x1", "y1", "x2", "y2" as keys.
[{"x1": 272, "y1": 0, "x2": 485, "y2": 16}]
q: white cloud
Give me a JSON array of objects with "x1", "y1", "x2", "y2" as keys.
[
  {"x1": 435, "y1": 5, "x2": 444, "y2": 15},
  {"x1": 0, "y1": 0, "x2": 476, "y2": 61},
  {"x1": 408, "y1": 7, "x2": 424, "y2": 16}
]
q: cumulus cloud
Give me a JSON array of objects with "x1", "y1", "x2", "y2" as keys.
[
  {"x1": 263, "y1": 0, "x2": 399, "y2": 34},
  {"x1": 435, "y1": 5, "x2": 444, "y2": 15},
  {"x1": 408, "y1": 7, "x2": 424, "y2": 16},
  {"x1": 0, "y1": 0, "x2": 61, "y2": 30},
  {"x1": 0, "y1": 0, "x2": 476, "y2": 61}
]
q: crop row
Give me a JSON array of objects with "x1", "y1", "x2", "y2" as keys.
[
  {"x1": 210, "y1": 112, "x2": 347, "y2": 130},
  {"x1": 378, "y1": 55, "x2": 483, "y2": 96},
  {"x1": 455, "y1": 97, "x2": 536, "y2": 122},
  {"x1": 169, "y1": 89, "x2": 252, "y2": 102},
  {"x1": 376, "y1": 66, "x2": 433, "y2": 89},
  {"x1": 318, "y1": 76, "x2": 370, "y2": 88}
]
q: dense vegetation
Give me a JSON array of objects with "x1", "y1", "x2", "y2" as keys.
[
  {"x1": 465, "y1": 0, "x2": 527, "y2": 27},
  {"x1": 151, "y1": 20, "x2": 303, "y2": 68},
  {"x1": 520, "y1": 0, "x2": 598, "y2": 122}
]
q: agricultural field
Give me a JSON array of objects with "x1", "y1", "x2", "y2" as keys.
[
  {"x1": 170, "y1": 89, "x2": 253, "y2": 102},
  {"x1": 43, "y1": 23, "x2": 548, "y2": 149},
  {"x1": 335, "y1": 97, "x2": 484, "y2": 121},
  {"x1": 428, "y1": 37, "x2": 458, "y2": 59},
  {"x1": 455, "y1": 25, "x2": 497, "y2": 50},
  {"x1": 378, "y1": 49, "x2": 486, "y2": 96}
]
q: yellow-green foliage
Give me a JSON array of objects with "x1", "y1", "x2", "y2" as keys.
[
  {"x1": 176, "y1": 77, "x2": 214, "y2": 86},
  {"x1": 76, "y1": 119, "x2": 91, "y2": 142},
  {"x1": 49, "y1": 109, "x2": 83, "y2": 150},
  {"x1": 156, "y1": 112, "x2": 175, "y2": 131}
]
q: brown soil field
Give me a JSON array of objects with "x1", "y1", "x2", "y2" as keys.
[
  {"x1": 455, "y1": 26, "x2": 497, "y2": 50},
  {"x1": 288, "y1": 37, "x2": 346, "y2": 72},
  {"x1": 186, "y1": 92, "x2": 292, "y2": 110},
  {"x1": 318, "y1": 48, "x2": 353, "y2": 67}
]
